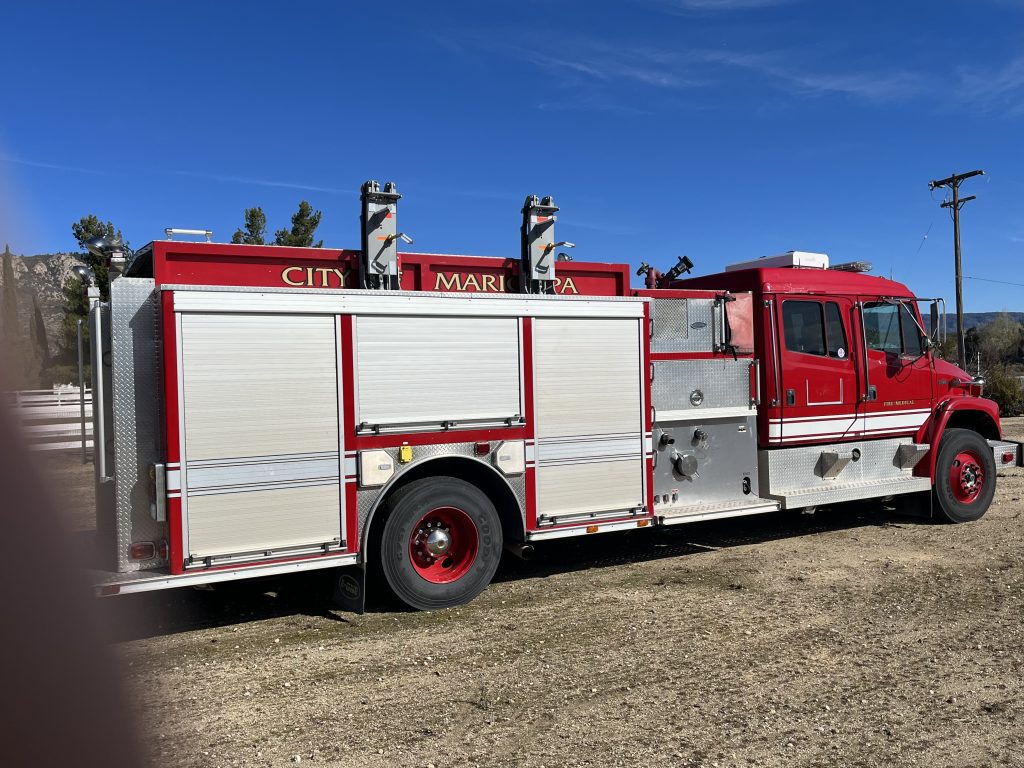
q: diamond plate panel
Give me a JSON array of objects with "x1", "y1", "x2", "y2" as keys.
[
  {"x1": 355, "y1": 442, "x2": 526, "y2": 545},
  {"x1": 652, "y1": 358, "x2": 753, "y2": 414},
  {"x1": 111, "y1": 278, "x2": 166, "y2": 572},
  {"x1": 651, "y1": 297, "x2": 719, "y2": 353},
  {"x1": 760, "y1": 437, "x2": 921, "y2": 501}
]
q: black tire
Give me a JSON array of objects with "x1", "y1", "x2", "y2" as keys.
[
  {"x1": 932, "y1": 428, "x2": 996, "y2": 523},
  {"x1": 376, "y1": 476, "x2": 502, "y2": 611}
]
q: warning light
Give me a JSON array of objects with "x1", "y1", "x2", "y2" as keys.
[
  {"x1": 129, "y1": 542, "x2": 156, "y2": 560},
  {"x1": 586, "y1": 525, "x2": 599, "y2": 534},
  {"x1": 637, "y1": 520, "x2": 650, "y2": 528},
  {"x1": 474, "y1": 442, "x2": 491, "y2": 456},
  {"x1": 1003, "y1": 451, "x2": 1015, "y2": 464}
]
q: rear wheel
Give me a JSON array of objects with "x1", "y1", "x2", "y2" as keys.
[
  {"x1": 933, "y1": 428, "x2": 995, "y2": 523},
  {"x1": 377, "y1": 476, "x2": 502, "y2": 610}
]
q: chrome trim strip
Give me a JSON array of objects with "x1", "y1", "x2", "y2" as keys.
[{"x1": 169, "y1": 287, "x2": 647, "y2": 319}]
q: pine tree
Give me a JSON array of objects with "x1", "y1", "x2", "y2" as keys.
[
  {"x1": 1, "y1": 245, "x2": 17, "y2": 341},
  {"x1": 274, "y1": 201, "x2": 323, "y2": 247},
  {"x1": 1, "y1": 245, "x2": 29, "y2": 388},
  {"x1": 61, "y1": 215, "x2": 123, "y2": 354},
  {"x1": 231, "y1": 207, "x2": 267, "y2": 245},
  {"x1": 28, "y1": 292, "x2": 50, "y2": 385}
]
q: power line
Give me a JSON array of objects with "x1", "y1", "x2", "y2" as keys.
[
  {"x1": 913, "y1": 220, "x2": 933, "y2": 257},
  {"x1": 964, "y1": 275, "x2": 1024, "y2": 288}
]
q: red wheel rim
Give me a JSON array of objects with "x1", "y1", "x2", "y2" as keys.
[
  {"x1": 949, "y1": 450, "x2": 985, "y2": 504},
  {"x1": 408, "y1": 506, "x2": 479, "y2": 584}
]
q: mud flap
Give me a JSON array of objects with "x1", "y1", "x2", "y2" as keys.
[
  {"x1": 333, "y1": 564, "x2": 366, "y2": 615},
  {"x1": 890, "y1": 489, "x2": 932, "y2": 520}
]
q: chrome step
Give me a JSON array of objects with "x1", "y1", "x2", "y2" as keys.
[
  {"x1": 768, "y1": 476, "x2": 932, "y2": 510},
  {"x1": 657, "y1": 497, "x2": 780, "y2": 525}
]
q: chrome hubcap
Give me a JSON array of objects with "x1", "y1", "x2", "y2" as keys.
[
  {"x1": 424, "y1": 528, "x2": 451, "y2": 557},
  {"x1": 413, "y1": 522, "x2": 452, "y2": 561}
]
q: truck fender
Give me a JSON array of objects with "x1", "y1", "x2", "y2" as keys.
[
  {"x1": 915, "y1": 397, "x2": 1001, "y2": 480},
  {"x1": 359, "y1": 454, "x2": 526, "y2": 565}
]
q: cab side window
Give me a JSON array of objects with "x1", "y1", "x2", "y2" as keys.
[
  {"x1": 783, "y1": 300, "x2": 850, "y2": 359},
  {"x1": 824, "y1": 302, "x2": 848, "y2": 359},
  {"x1": 783, "y1": 301, "x2": 826, "y2": 356},
  {"x1": 900, "y1": 303, "x2": 924, "y2": 357},
  {"x1": 863, "y1": 302, "x2": 901, "y2": 353}
]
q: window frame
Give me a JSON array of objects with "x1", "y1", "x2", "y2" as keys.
[
  {"x1": 781, "y1": 299, "x2": 850, "y2": 361},
  {"x1": 862, "y1": 300, "x2": 927, "y2": 357}
]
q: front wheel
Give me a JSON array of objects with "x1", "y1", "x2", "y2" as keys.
[
  {"x1": 933, "y1": 428, "x2": 996, "y2": 523},
  {"x1": 377, "y1": 476, "x2": 503, "y2": 610}
]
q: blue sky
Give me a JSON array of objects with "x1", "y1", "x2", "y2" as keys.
[{"x1": 1, "y1": 0, "x2": 1023, "y2": 310}]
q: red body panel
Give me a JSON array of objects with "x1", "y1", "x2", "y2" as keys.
[
  {"x1": 160, "y1": 292, "x2": 185, "y2": 575},
  {"x1": 916, "y1": 395, "x2": 1002, "y2": 479},
  {"x1": 145, "y1": 241, "x2": 630, "y2": 297}
]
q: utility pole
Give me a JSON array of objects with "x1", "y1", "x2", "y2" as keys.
[{"x1": 928, "y1": 169, "x2": 984, "y2": 371}]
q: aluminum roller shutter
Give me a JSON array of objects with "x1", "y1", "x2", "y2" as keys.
[
  {"x1": 534, "y1": 318, "x2": 642, "y2": 438},
  {"x1": 355, "y1": 315, "x2": 521, "y2": 429},
  {"x1": 181, "y1": 314, "x2": 340, "y2": 460},
  {"x1": 179, "y1": 313, "x2": 343, "y2": 561},
  {"x1": 533, "y1": 318, "x2": 645, "y2": 519}
]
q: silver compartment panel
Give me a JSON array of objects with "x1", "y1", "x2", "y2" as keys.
[
  {"x1": 652, "y1": 415, "x2": 761, "y2": 512},
  {"x1": 760, "y1": 437, "x2": 932, "y2": 509},
  {"x1": 651, "y1": 297, "x2": 722, "y2": 354},
  {"x1": 110, "y1": 277, "x2": 166, "y2": 572}
]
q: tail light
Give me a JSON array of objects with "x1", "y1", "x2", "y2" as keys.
[{"x1": 1002, "y1": 451, "x2": 1016, "y2": 465}]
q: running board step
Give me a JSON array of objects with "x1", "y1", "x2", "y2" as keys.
[
  {"x1": 658, "y1": 497, "x2": 780, "y2": 525},
  {"x1": 768, "y1": 476, "x2": 932, "y2": 510}
]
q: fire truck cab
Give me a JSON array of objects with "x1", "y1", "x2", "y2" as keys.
[
  {"x1": 675, "y1": 252, "x2": 1008, "y2": 520},
  {"x1": 87, "y1": 185, "x2": 1023, "y2": 610}
]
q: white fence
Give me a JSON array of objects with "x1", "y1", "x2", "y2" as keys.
[{"x1": 5, "y1": 386, "x2": 93, "y2": 453}]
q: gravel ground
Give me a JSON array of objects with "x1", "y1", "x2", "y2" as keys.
[{"x1": 50, "y1": 419, "x2": 1024, "y2": 768}]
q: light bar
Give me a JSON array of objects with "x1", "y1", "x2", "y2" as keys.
[
  {"x1": 830, "y1": 261, "x2": 873, "y2": 273},
  {"x1": 165, "y1": 228, "x2": 213, "y2": 242}
]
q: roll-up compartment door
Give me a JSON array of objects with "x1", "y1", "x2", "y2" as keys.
[
  {"x1": 533, "y1": 318, "x2": 645, "y2": 521},
  {"x1": 355, "y1": 315, "x2": 522, "y2": 431},
  {"x1": 178, "y1": 313, "x2": 343, "y2": 562}
]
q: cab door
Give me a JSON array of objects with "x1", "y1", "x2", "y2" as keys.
[
  {"x1": 774, "y1": 296, "x2": 861, "y2": 444},
  {"x1": 858, "y1": 299, "x2": 934, "y2": 439}
]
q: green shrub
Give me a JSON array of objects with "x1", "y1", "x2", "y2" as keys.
[{"x1": 985, "y1": 365, "x2": 1024, "y2": 417}]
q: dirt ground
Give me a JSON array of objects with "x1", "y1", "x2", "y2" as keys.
[{"x1": 44, "y1": 419, "x2": 1024, "y2": 768}]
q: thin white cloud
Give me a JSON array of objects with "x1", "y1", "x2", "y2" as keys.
[
  {"x1": 167, "y1": 169, "x2": 352, "y2": 196},
  {"x1": 695, "y1": 49, "x2": 924, "y2": 101},
  {"x1": 0, "y1": 155, "x2": 114, "y2": 176},
  {"x1": 513, "y1": 39, "x2": 924, "y2": 104},
  {"x1": 518, "y1": 47, "x2": 696, "y2": 89},
  {"x1": 958, "y1": 55, "x2": 1024, "y2": 114},
  {"x1": 0, "y1": 154, "x2": 352, "y2": 195},
  {"x1": 670, "y1": 0, "x2": 798, "y2": 9}
]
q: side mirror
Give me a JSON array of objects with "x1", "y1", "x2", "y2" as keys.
[{"x1": 929, "y1": 301, "x2": 940, "y2": 342}]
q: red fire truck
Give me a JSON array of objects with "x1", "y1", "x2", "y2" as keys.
[{"x1": 86, "y1": 182, "x2": 1023, "y2": 610}]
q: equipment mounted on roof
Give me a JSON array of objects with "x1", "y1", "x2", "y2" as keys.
[{"x1": 725, "y1": 251, "x2": 829, "y2": 272}]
